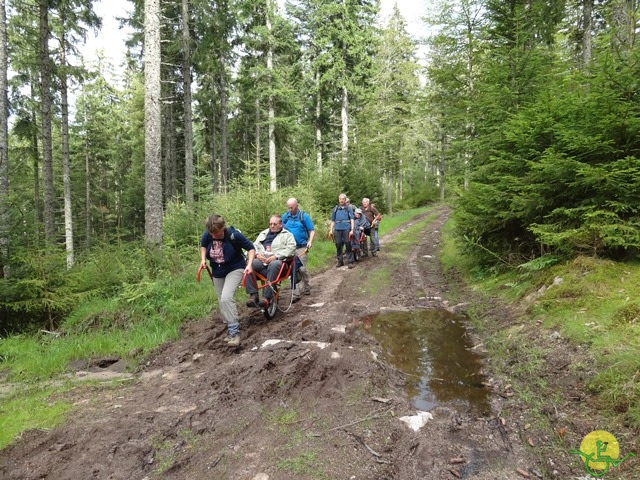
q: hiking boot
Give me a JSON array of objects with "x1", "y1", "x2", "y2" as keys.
[
  {"x1": 336, "y1": 261, "x2": 344, "y2": 268},
  {"x1": 259, "y1": 297, "x2": 270, "y2": 309},
  {"x1": 292, "y1": 295, "x2": 301, "y2": 303},
  {"x1": 222, "y1": 334, "x2": 234, "y2": 343},
  {"x1": 302, "y1": 286, "x2": 311, "y2": 295},
  {"x1": 362, "y1": 251, "x2": 368, "y2": 257},
  {"x1": 227, "y1": 335, "x2": 240, "y2": 347},
  {"x1": 348, "y1": 263, "x2": 354, "y2": 269},
  {"x1": 245, "y1": 294, "x2": 259, "y2": 308},
  {"x1": 372, "y1": 250, "x2": 377, "y2": 257}
]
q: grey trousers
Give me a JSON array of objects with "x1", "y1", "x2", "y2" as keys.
[
  {"x1": 212, "y1": 268, "x2": 243, "y2": 336},
  {"x1": 294, "y1": 246, "x2": 310, "y2": 296}
]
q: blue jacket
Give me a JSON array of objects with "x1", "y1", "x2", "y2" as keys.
[
  {"x1": 281, "y1": 209, "x2": 315, "y2": 247},
  {"x1": 200, "y1": 227, "x2": 255, "y2": 278},
  {"x1": 331, "y1": 204, "x2": 354, "y2": 231}
]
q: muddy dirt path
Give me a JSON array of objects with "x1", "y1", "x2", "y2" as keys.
[{"x1": 1, "y1": 206, "x2": 538, "y2": 480}]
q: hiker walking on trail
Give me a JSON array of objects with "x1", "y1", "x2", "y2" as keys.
[
  {"x1": 281, "y1": 198, "x2": 315, "y2": 300},
  {"x1": 200, "y1": 214, "x2": 256, "y2": 347},
  {"x1": 329, "y1": 193, "x2": 355, "y2": 269},
  {"x1": 361, "y1": 197, "x2": 382, "y2": 255},
  {"x1": 245, "y1": 214, "x2": 297, "y2": 311}
]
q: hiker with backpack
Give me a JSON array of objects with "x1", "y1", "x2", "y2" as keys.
[
  {"x1": 329, "y1": 193, "x2": 356, "y2": 269},
  {"x1": 281, "y1": 197, "x2": 315, "y2": 300},
  {"x1": 200, "y1": 214, "x2": 256, "y2": 347},
  {"x1": 361, "y1": 197, "x2": 382, "y2": 256},
  {"x1": 245, "y1": 214, "x2": 297, "y2": 311}
]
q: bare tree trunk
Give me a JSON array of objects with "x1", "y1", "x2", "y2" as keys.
[
  {"x1": 341, "y1": 85, "x2": 348, "y2": 164},
  {"x1": 0, "y1": 0, "x2": 8, "y2": 277},
  {"x1": 219, "y1": 66, "x2": 228, "y2": 194},
  {"x1": 315, "y1": 71, "x2": 322, "y2": 172},
  {"x1": 255, "y1": 97, "x2": 261, "y2": 189},
  {"x1": 169, "y1": 105, "x2": 176, "y2": 200},
  {"x1": 398, "y1": 156, "x2": 403, "y2": 201},
  {"x1": 210, "y1": 108, "x2": 218, "y2": 194},
  {"x1": 39, "y1": 0, "x2": 55, "y2": 243},
  {"x1": 463, "y1": 0, "x2": 476, "y2": 191},
  {"x1": 610, "y1": 0, "x2": 635, "y2": 49},
  {"x1": 85, "y1": 130, "x2": 91, "y2": 249},
  {"x1": 267, "y1": 1, "x2": 276, "y2": 192},
  {"x1": 164, "y1": 96, "x2": 177, "y2": 201},
  {"x1": 60, "y1": 39, "x2": 74, "y2": 268},
  {"x1": 182, "y1": 0, "x2": 194, "y2": 202},
  {"x1": 439, "y1": 134, "x2": 446, "y2": 201},
  {"x1": 581, "y1": 0, "x2": 593, "y2": 66},
  {"x1": 144, "y1": 0, "x2": 163, "y2": 245},
  {"x1": 386, "y1": 170, "x2": 393, "y2": 215},
  {"x1": 31, "y1": 80, "x2": 41, "y2": 229}
]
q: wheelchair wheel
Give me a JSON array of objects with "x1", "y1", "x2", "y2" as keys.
[
  {"x1": 263, "y1": 295, "x2": 278, "y2": 320},
  {"x1": 277, "y1": 277, "x2": 295, "y2": 314}
]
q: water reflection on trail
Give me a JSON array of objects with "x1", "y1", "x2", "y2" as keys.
[{"x1": 364, "y1": 309, "x2": 491, "y2": 416}]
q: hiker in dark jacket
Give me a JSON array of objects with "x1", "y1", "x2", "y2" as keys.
[
  {"x1": 329, "y1": 193, "x2": 355, "y2": 269},
  {"x1": 200, "y1": 214, "x2": 255, "y2": 347}
]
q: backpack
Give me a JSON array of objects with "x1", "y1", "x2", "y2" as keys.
[
  {"x1": 282, "y1": 210, "x2": 309, "y2": 237},
  {"x1": 228, "y1": 227, "x2": 246, "y2": 259},
  {"x1": 332, "y1": 204, "x2": 354, "y2": 219}
]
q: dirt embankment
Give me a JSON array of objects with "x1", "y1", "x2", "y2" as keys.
[{"x1": 2, "y1": 206, "x2": 634, "y2": 480}]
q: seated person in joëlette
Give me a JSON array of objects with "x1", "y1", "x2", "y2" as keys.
[
  {"x1": 245, "y1": 214, "x2": 297, "y2": 309},
  {"x1": 351, "y1": 208, "x2": 371, "y2": 255}
]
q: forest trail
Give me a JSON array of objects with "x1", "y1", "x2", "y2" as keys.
[{"x1": 1, "y1": 206, "x2": 600, "y2": 479}]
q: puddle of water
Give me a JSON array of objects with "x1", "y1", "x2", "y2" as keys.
[{"x1": 365, "y1": 309, "x2": 491, "y2": 416}]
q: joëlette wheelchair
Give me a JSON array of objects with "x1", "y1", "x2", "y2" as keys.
[
  {"x1": 352, "y1": 229, "x2": 367, "y2": 262},
  {"x1": 196, "y1": 250, "x2": 306, "y2": 320},
  {"x1": 242, "y1": 252, "x2": 304, "y2": 319}
]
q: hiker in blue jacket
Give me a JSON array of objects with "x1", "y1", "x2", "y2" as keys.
[
  {"x1": 200, "y1": 214, "x2": 255, "y2": 347},
  {"x1": 329, "y1": 193, "x2": 355, "y2": 269},
  {"x1": 282, "y1": 197, "x2": 315, "y2": 300}
]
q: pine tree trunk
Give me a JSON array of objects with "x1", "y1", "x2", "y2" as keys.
[
  {"x1": 315, "y1": 71, "x2": 322, "y2": 172},
  {"x1": 267, "y1": 2, "x2": 276, "y2": 192},
  {"x1": 610, "y1": 0, "x2": 634, "y2": 49},
  {"x1": 439, "y1": 134, "x2": 446, "y2": 201},
  {"x1": 255, "y1": 97, "x2": 261, "y2": 189},
  {"x1": 0, "y1": 0, "x2": 8, "y2": 278},
  {"x1": 581, "y1": 0, "x2": 593, "y2": 66},
  {"x1": 144, "y1": 0, "x2": 163, "y2": 245},
  {"x1": 163, "y1": 91, "x2": 176, "y2": 201},
  {"x1": 60, "y1": 42, "x2": 74, "y2": 268},
  {"x1": 182, "y1": 0, "x2": 194, "y2": 203},
  {"x1": 386, "y1": 170, "x2": 393, "y2": 215},
  {"x1": 341, "y1": 85, "x2": 348, "y2": 164},
  {"x1": 39, "y1": 0, "x2": 55, "y2": 243},
  {"x1": 85, "y1": 130, "x2": 91, "y2": 249},
  {"x1": 219, "y1": 66, "x2": 228, "y2": 194},
  {"x1": 210, "y1": 108, "x2": 217, "y2": 194},
  {"x1": 31, "y1": 80, "x2": 41, "y2": 229}
]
